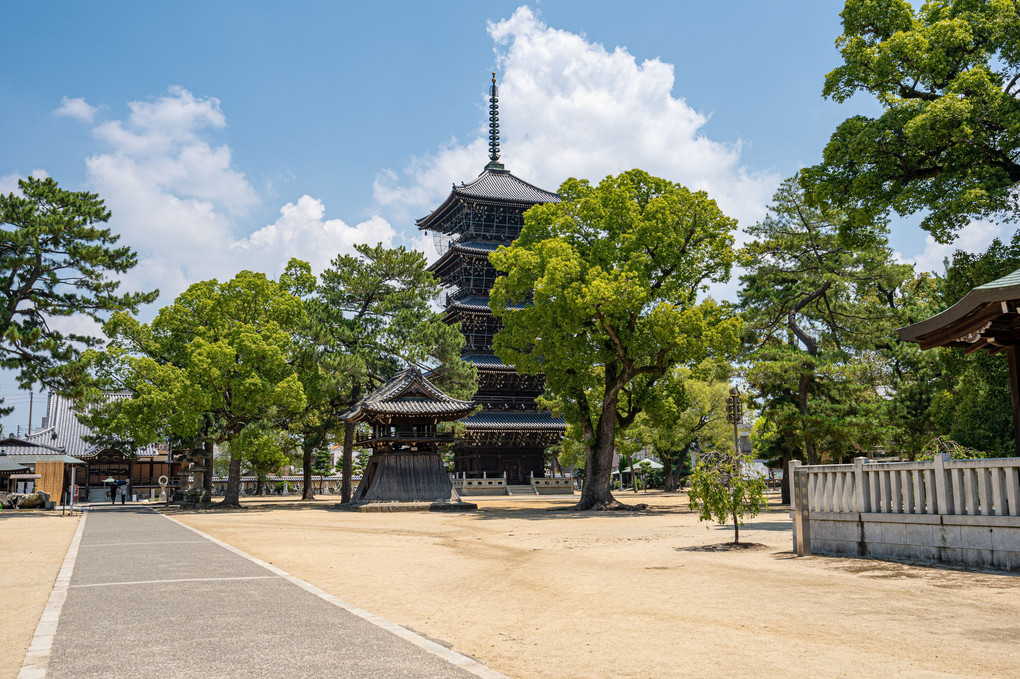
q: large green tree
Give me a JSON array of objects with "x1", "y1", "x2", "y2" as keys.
[
  {"x1": 0, "y1": 177, "x2": 156, "y2": 410},
  {"x1": 272, "y1": 259, "x2": 349, "y2": 501},
  {"x1": 313, "y1": 244, "x2": 475, "y2": 502},
  {"x1": 82, "y1": 270, "x2": 307, "y2": 507},
  {"x1": 803, "y1": 0, "x2": 1020, "y2": 243},
  {"x1": 740, "y1": 178, "x2": 912, "y2": 466},
  {"x1": 490, "y1": 169, "x2": 740, "y2": 510}
]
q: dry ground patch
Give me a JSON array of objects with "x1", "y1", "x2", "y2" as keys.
[
  {"x1": 173, "y1": 493, "x2": 1020, "y2": 679},
  {"x1": 0, "y1": 511, "x2": 80, "y2": 679}
]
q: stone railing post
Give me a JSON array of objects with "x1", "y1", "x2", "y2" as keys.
[
  {"x1": 933, "y1": 452, "x2": 950, "y2": 515},
  {"x1": 789, "y1": 460, "x2": 811, "y2": 556},
  {"x1": 854, "y1": 457, "x2": 870, "y2": 514}
]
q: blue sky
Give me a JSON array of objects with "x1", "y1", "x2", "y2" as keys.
[{"x1": 0, "y1": 1, "x2": 1003, "y2": 430}]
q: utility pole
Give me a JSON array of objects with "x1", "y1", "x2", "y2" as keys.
[{"x1": 725, "y1": 386, "x2": 742, "y2": 458}]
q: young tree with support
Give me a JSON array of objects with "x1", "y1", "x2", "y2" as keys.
[
  {"x1": 490, "y1": 169, "x2": 740, "y2": 510},
  {"x1": 687, "y1": 387, "x2": 768, "y2": 545}
]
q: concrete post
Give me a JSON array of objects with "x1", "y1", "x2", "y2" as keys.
[
  {"x1": 789, "y1": 460, "x2": 811, "y2": 556},
  {"x1": 853, "y1": 457, "x2": 869, "y2": 514},
  {"x1": 934, "y1": 452, "x2": 950, "y2": 515}
]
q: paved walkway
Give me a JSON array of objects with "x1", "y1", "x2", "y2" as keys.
[{"x1": 28, "y1": 506, "x2": 505, "y2": 679}]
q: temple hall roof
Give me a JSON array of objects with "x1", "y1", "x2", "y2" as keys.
[
  {"x1": 0, "y1": 455, "x2": 28, "y2": 472},
  {"x1": 340, "y1": 367, "x2": 477, "y2": 423},
  {"x1": 897, "y1": 266, "x2": 1020, "y2": 352},
  {"x1": 23, "y1": 392, "x2": 160, "y2": 458}
]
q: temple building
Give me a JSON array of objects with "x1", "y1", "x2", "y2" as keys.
[
  {"x1": 340, "y1": 367, "x2": 476, "y2": 506},
  {"x1": 417, "y1": 75, "x2": 565, "y2": 483},
  {"x1": 23, "y1": 391, "x2": 180, "y2": 502}
]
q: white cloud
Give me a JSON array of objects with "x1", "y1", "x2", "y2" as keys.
[
  {"x1": 83, "y1": 87, "x2": 391, "y2": 307},
  {"x1": 55, "y1": 96, "x2": 98, "y2": 123},
  {"x1": 898, "y1": 220, "x2": 1002, "y2": 273},
  {"x1": 233, "y1": 196, "x2": 395, "y2": 274},
  {"x1": 373, "y1": 6, "x2": 778, "y2": 230},
  {"x1": 0, "y1": 169, "x2": 50, "y2": 196}
]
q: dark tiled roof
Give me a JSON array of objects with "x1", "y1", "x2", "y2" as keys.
[
  {"x1": 449, "y1": 296, "x2": 492, "y2": 312},
  {"x1": 445, "y1": 296, "x2": 525, "y2": 314},
  {"x1": 23, "y1": 392, "x2": 160, "y2": 458},
  {"x1": 340, "y1": 367, "x2": 476, "y2": 422},
  {"x1": 462, "y1": 353, "x2": 515, "y2": 371},
  {"x1": 454, "y1": 240, "x2": 504, "y2": 254},
  {"x1": 897, "y1": 264, "x2": 1020, "y2": 351},
  {"x1": 453, "y1": 169, "x2": 561, "y2": 204},
  {"x1": 417, "y1": 169, "x2": 559, "y2": 230},
  {"x1": 428, "y1": 240, "x2": 505, "y2": 276},
  {"x1": 464, "y1": 412, "x2": 565, "y2": 431}
]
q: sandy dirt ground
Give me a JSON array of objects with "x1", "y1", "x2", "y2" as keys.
[
  {"x1": 0, "y1": 510, "x2": 80, "y2": 679},
  {"x1": 172, "y1": 492, "x2": 1020, "y2": 679}
]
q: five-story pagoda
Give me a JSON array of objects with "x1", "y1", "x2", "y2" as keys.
[{"x1": 418, "y1": 74, "x2": 564, "y2": 483}]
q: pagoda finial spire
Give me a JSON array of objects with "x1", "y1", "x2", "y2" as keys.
[{"x1": 486, "y1": 72, "x2": 505, "y2": 171}]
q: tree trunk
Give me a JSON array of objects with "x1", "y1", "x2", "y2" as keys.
[
  {"x1": 342, "y1": 422, "x2": 355, "y2": 503},
  {"x1": 203, "y1": 440, "x2": 214, "y2": 496},
  {"x1": 732, "y1": 505, "x2": 740, "y2": 544},
  {"x1": 675, "y1": 448, "x2": 689, "y2": 489},
  {"x1": 301, "y1": 442, "x2": 314, "y2": 501},
  {"x1": 341, "y1": 383, "x2": 361, "y2": 503},
  {"x1": 221, "y1": 455, "x2": 242, "y2": 507},
  {"x1": 662, "y1": 455, "x2": 676, "y2": 492},
  {"x1": 780, "y1": 452, "x2": 792, "y2": 505},
  {"x1": 798, "y1": 373, "x2": 820, "y2": 465},
  {"x1": 574, "y1": 391, "x2": 641, "y2": 511}
]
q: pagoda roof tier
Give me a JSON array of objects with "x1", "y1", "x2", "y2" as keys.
[
  {"x1": 462, "y1": 352, "x2": 516, "y2": 372},
  {"x1": 417, "y1": 168, "x2": 560, "y2": 231},
  {"x1": 428, "y1": 239, "x2": 505, "y2": 276},
  {"x1": 464, "y1": 411, "x2": 565, "y2": 431},
  {"x1": 340, "y1": 367, "x2": 476, "y2": 423},
  {"x1": 443, "y1": 296, "x2": 526, "y2": 315}
]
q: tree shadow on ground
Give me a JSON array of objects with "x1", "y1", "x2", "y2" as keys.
[{"x1": 675, "y1": 542, "x2": 771, "y2": 552}]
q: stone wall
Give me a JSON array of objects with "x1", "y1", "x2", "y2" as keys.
[
  {"x1": 453, "y1": 477, "x2": 507, "y2": 495},
  {"x1": 531, "y1": 477, "x2": 574, "y2": 494}
]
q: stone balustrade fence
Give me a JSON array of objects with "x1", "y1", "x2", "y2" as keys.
[{"x1": 790, "y1": 454, "x2": 1020, "y2": 571}]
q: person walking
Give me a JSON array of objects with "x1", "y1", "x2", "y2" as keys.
[
  {"x1": 109, "y1": 484, "x2": 116, "y2": 505},
  {"x1": 118, "y1": 483, "x2": 127, "y2": 505}
]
